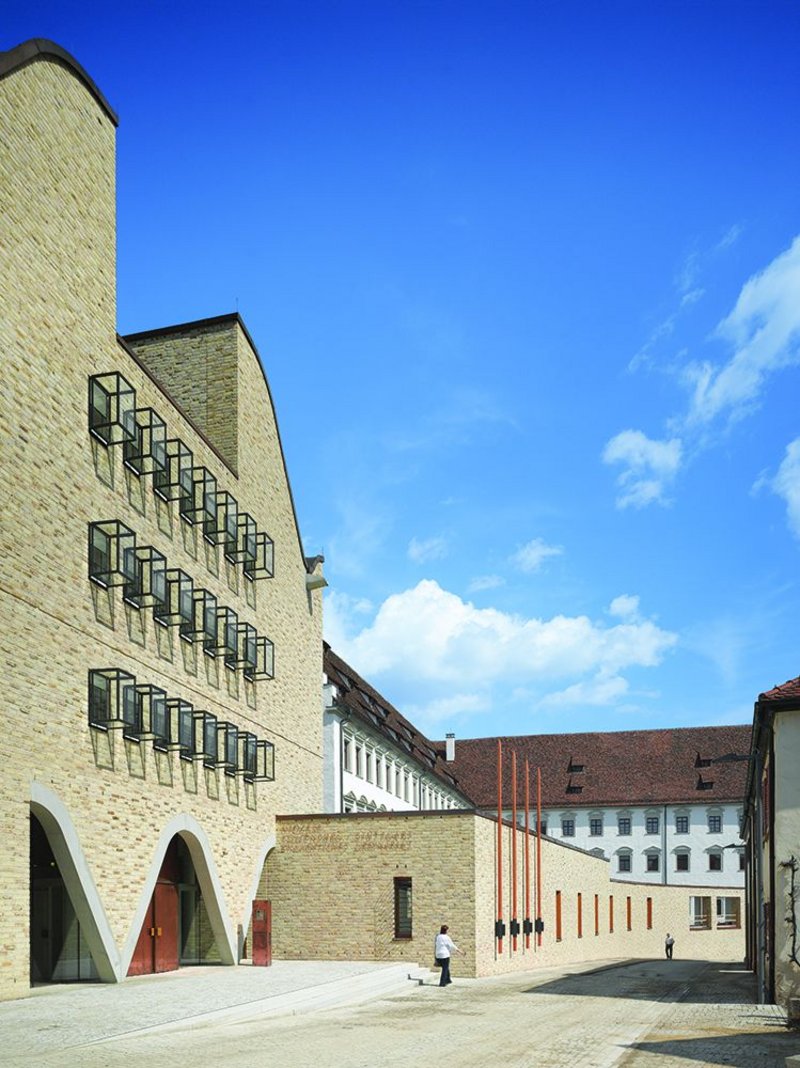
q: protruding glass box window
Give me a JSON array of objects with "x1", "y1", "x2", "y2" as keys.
[
  {"x1": 88, "y1": 373, "x2": 136, "y2": 447},
  {"x1": 88, "y1": 669, "x2": 136, "y2": 729},
  {"x1": 226, "y1": 512, "x2": 257, "y2": 565},
  {"x1": 218, "y1": 722, "x2": 239, "y2": 776},
  {"x1": 133, "y1": 684, "x2": 168, "y2": 741},
  {"x1": 244, "y1": 636, "x2": 275, "y2": 682},
  {"x1": 204, "y1": 606, "x2": 238, "y2": 660},
  {"x1": 244, "y1": 531, "x2": 275, "y2": 581},
  {"x1": 194, "y1": 711, "x2": 218, "y2": 767},
  {"x1": 153, "y1": 569, "x2": 194, "y2": 628},
  {"x1": 180, "y1": 588, "x2": 217, "y2": 646},
  {"x1": 88, "y1": 521, "x2": 137, "y2": 588},
  {"x1": 204, "y1": 491, "x2": 238, "y2": 548},
  {"x1": 123, "y1": 408, "x2": 167, "y2": 478},
  {"x1": 171, "y1": 699, "x2": 196, "y2": 759},
  {"x1": 124, "y1": 546, "x2": 167, "y2": 610},
  {"x1": 153, "y1": 439, "x2": 194, "y2": 504},
  {"x1": 179, "y1": 466, "x2": 217, "y2": 527},
  {"x1": 240, "y1": 734, "x2": 275, "y2": 781},
  {"x1": 225, "y1": 622, "x2": 257, "y2": 671}
]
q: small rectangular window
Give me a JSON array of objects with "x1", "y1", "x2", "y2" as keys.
[
  {"x1": 577, "y1": 893, "x2": 582, "y2": 939},
  {"x1": 618, "y1": 853, "x2": 631, "y2": 873},
  {"x1": 589, "y1": 818, "x2": 603, "y2": 836},
  {"x1": 618, "y1": 817, "x2": 631, "y2": 835},
  {"x1": 561, "y1": 818, "x2": 575, "y2": 837},
  {"x1": 153, "y1": 439, "x2": 194, "y2": 504},
  {"x1": 690, "y1": 895, "x2": 712, "y2": 929},
  {"x1": 739, "y1": 851, "x2": 746, "y2": 871},
  {"x1": 645, "y1": 816, "x2": 659, "y2": 835},
  {"x1": 609, "y1": 895, "x2": 614, "y2": 933},
  {"x1": 394, "y1": 877, "x2": 412, "y2": 939},
  {"x1": 646, "y1": 897, "x2": 653, "y2": 929},
  {"x1": 708, "y1": 815, "x2": 722, "y2": 834},
  {"x1": 716, "y1": 896, "x2": 741, "y2": 928},
  {"x1": 244, "y1": 532, "x2": 275, "y2": 582},
  {"x1": 709, "y1": 852, "x2": 722, "y2": 871},
  {"x1": 675, "y1": 815, "x2": 689, "y2": 834},
  {"x1": 555, "y1": 890, "x2": 562, "y2": 942},
  {"x1": 123, "y1": 407, "x2": 167, "y2": 478},
  {"x1": 646, "y1": 853, "x2": 660, "y2": 872},
  {"x1": 676, "y1": 853, "x2": 689, "y2": 872},
  {"x1": 88, "y1": 372, "x2": 136, "y2": 446},
  {"x1": 626, "y1": 897, "x2": 632, "y2": 931}
]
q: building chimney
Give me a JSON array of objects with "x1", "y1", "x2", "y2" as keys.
[{"x1": 445, "y1": 733, "x2": 455, "y2": 761}]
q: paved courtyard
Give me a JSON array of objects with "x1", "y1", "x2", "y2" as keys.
[{"x1": 1, "y1": 958, "x2": 797, "y2": 1067}]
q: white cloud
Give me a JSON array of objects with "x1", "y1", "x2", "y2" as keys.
[
  {"x1": 602, "y1": 429, "x2": 683, "y2": 509},
  {"x1": 609, "y1": 594, "x2": 640, "y2": 620},
  {"x1": 331, "y1": 580, "x2": 677, "y2": 693},
  {"x1": 408, "y1": 535, "x2": 448, "y2": 563},
  {"x1": 685, "y1": 234, "x2": 800, "y2": 428},
  {"x1": 404, "y1": 693, "x2": 488, "y2": 729},
  {"x1": 509, "y1": 537, "x2": 563, "y2": 573},
  {"x1": 468, "y1": 574, "x2": 506, "y2": 592},
  {"x1": 540, "y1": 673, "x2": 629, "y2": 708},
  {"x1": 771, "y1": 437, "x2": 800, "y2": 540}
]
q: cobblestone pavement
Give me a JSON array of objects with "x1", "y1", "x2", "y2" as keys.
[{"x1": 3, "y1": 959, "x2": 799, "y2": 1067}]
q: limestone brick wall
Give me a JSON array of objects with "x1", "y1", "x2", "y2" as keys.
[
  {"x1": 0, "y1": 48, "x2": 322, "y2": 1000},
  {"x1": 266, "y1": 813, "x2": 745, "y2": 979}
]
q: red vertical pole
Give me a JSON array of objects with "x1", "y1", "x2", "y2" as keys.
[
  {"x1": 497, "y1": 739, "x2": 503, "y2": 954},
  {"x1": 524, "y1": 758, "x2": 531, "y2": 949},
  {"x1": 512, "y1": 749, "x2": 518, "y2": 951},
  {"x1": 536, "y1": 765, "x2": 543, "y2": 947}
]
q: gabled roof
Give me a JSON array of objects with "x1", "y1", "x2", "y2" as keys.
[
  {"x1": 445, "y1": 724, "x2": 752, "y2": 809},
  {"x1": 323, "y1": 644, "x2": 468, "y2": 798}
]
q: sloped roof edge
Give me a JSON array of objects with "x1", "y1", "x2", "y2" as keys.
[{"x1": 0, "y1": 38, "x2": 118, "y2": 126}]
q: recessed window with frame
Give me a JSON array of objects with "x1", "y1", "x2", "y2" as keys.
[
  {"x1": 617, "y1": 814, "x2": 631, "y2": 836},
  {"x1": 153, "y1": 438, "x2": 194, "y2": 504},
  {"x1": 617, "y1": 850, "x2": 632, "y2": 873},
  {"x1": 708, "y1": 850, "x2": 723, "y2": 872},
  {"x1": 88, "y1": 521, "x2": 137, "y2": 588},
  {"x1": 394, "y1": 877, "x2": 412, "y2": 939},
  {"x1": 716, "y1": 896, "x2": 741, "y2": 928},
  {"x1": 690, "y1": 895, "x2": 711, "y2": 929},
  {"x1": 589, "y1": 815, "x2": 603, "y2": 836},
  {"x1": 707, "y1": 812, "x2": 722, "y2": 834},
  {"x1": 645, "y1": 813, "x2": 659, "y2": 835},
  {"x1": 646, "y1": 851, "x2": 660, "y2": 873},
  {"x1": 123, "y1": 407, "x2": 167, "y2": 478},
  {"x1": 88, "y1": 372, "x2": 136, "y2": 447},
  {"x1": 561, "y1": 818, "x2": 575, "y2": 837},
  {"x1": 675, "y1": 850, "x2": 690, "y2": 872},
  {"x1": 675, "y1": 813, "x2": 690, "y2": 834}
]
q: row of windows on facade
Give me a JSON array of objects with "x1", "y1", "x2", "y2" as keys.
[
  {"x1": 88, "y1": 667, "x2": 275, "y2": 780},
  {"x1": 391, "y1": 881, "x2": 741, "y2": 942},
  {"x1": 547, "y1": 810, "x2": 736, "y2": 838},
  {"x1": 89, "y1": 373, "x2": 275, "y2": 581},
  {"x1": 613, "y1": 848, "x2": 744, "y2": 874},
  {"x1": 343, "y1": 736, "x2": 455, "y2": 810},
  {"x1": 88, "y1": 521, "x2": 274, "y2": 681}
]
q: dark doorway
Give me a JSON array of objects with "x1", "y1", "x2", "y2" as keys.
[{"x1": 30, "y1": 814, "x2": 99, "y2": 983}]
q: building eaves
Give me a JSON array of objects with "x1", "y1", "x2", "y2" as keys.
[{"x1": 0, "y1": 38, "x2": 118, "y2": 126}]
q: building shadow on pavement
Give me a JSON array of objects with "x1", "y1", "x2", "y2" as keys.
[
  {"x1": 523, "y1": 962, "x2": 761, "y2": 1005},
  {"x1": 620, "y1": 1032, "x2": 800, "y2": 1066}
]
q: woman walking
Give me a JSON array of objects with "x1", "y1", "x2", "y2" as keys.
[{"x1": 434, "y1": 924, "x2": 463, "y2": 987}]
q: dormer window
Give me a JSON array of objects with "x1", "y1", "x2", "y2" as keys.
[
  {"x1": 695, "y1": 753, "x2": 712, "y2": 768},
  {"x1": 568, "y1": 760, "x2": 585, "y2": 773}
]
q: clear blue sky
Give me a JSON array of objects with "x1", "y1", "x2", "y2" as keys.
[{"x1": 7, "y1": 2, "x2": 800, "y2": 738}]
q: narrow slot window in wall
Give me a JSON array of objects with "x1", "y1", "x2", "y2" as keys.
[
  {"x1": 394, "y1": 877, "x2": 412, "y2": 939},
  {"x1": 626, "y1": 896, "x2": 632, "y2": 931},
  {"x1": 609, "y1": 895, "x2": 614, "y2": 934},
  {"x1": 577, "y1": 893, "x2": 583, "y2": 938},
  {"x1": 646, "y1": 897, "x2": 653, "y2": 930},
  {"x1": 594, "y1": 894, "x2": 599, "y2": 936},
  {"x1": 555, "y1": 891, "x2": 562, "y2": 942}
]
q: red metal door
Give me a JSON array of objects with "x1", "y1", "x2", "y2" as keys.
[
  {"x1": 251, "y1": 899, "x2": 272, "y2": 967},
  {"x1": 128, "y1": 898, "x2": 155, "y2": 976},
  {"x1": 154, "y1": 881, "x2": 179, "y2": 973}
]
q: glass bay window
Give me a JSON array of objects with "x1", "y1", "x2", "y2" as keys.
[{"x1": 88, "y1": 373, "x2": 136, "y2": 447}]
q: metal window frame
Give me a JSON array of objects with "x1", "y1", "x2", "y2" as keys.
[
  {"x1": 123, "y1": 545, "x2": 167, "y2": 610},
  {"x1": 153, "y1": 439, "x2": 194, "y2": 504},
  {"x1": 226, "y1": 512, "x2": 257, "y2": 565},
  {"x1": 132, "y1": 684, "x2": 168, "y2": 741},
  {"x1": 243, "y1": 635, "x2": 275, "y2": 682},
  {"x1": 88, "y1": 521, "x2": 137, "y2": 588},
  {"x1": 217, "y1": 722, "x2": 239, "y2": 775},
  {"x1": 194, "y1": 710, "x2": 218, "y2": 767},
  {"x1": 88, "y1": 373, "x2": 136, "y2": 447},
  {"x1": 393, "y1": 876, "x2": 413, "y2": 939},
  {"x1": 179, "y1": 466, "x2": 218, "y2": 526},
  {"x1": 204, "y1": 491, "x2": 237, "y2": 547},
  {"x1": 204, "y1": 606, "x2": 238, "y2": 660},
  {"x1": 224, "y1": 621, "x2": 257, "y2": 671},
  {"x1": 244, "y1": 531, "x2": 275, "y2": 581},
  {"x1": 88, "y1": 668, "x2": 137, "y2": 730},
  {"x1": 153, "y1": 569, "x2": 194, "y2": 628},
  {"x1": 123, "y1": 407, "x2": 168, "y2": 478},
  {"x1": 180, "y1": 587, "x2": 218, "y2": 645}
]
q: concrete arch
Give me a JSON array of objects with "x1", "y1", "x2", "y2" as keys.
[
  {"x1": 121, "y1": 814, "x2": 236, "y2": 975},
  {"x1": 30, "y1": 782, "x2": 122, "y2": 983},
  {"x1": 238, "y1": 832, "x2": 277, "y2": 958}
]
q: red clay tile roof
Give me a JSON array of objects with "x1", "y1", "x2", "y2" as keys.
[
  {"x1": 323, "y1": 644, "x2": 469, "y2": 798},
  {"x1": 444, "y1": 725, "x2": 752, "y2": 808},
  {"x1": 758, "y1": 675, "x2": 800, "y2": 703}
]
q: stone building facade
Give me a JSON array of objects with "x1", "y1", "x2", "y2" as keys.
[{"x1": 0, "y1": 39, "x2": 323, "y2": 1000}]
